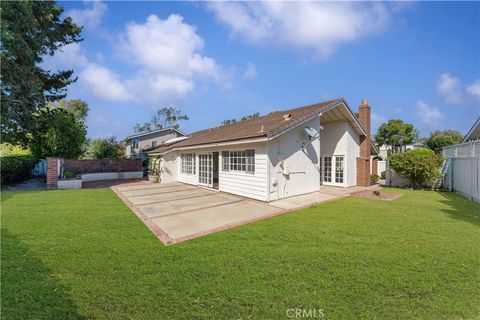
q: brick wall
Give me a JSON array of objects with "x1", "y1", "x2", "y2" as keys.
[
  {"x1": 372, "y1": 158, "x2": 378, "y2": 176},
  {"x1": 64, "y1": 159, "x2": 142, "y2": 174},
  {"x1": 357, "y1": 99, "x2": 372, "y2": 187},
  {"x1": 356, "y1": 157, "x2": 370, "y2": 187},
  {"x1": 46, "y1": 157, "x2": 58, "y2": 189}
]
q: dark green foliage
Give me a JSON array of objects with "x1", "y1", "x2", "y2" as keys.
[
  {"x1": 47, "y1": 99, "x2": 89, "y2": 121},
  {"x1": 389, "y1": 149, "x2": 444, "y2": 189},
  {"x1": 372, "y1": 190, "x2": 381, "y2": 196},
  {"x1": 1, "y1": 0, "x2": 82, "y2": 145},
  {"x1": 222, "y1": 112, "x2": 260, "y2": 125},
  {"x1": 134, "y1": 107, "x2": 189, "y2": 133},
  {"x1": 28, "y1": 109, "x2": 87, "y2": 159},
  {"x1": 87, "y1": 137, "x2": 124, "y2": 159},
  {"x1": 375, "y1": 120, "x2": 419, "y2": 153},
  {"x1": 380, "y1": 171, "x2": 386, "y2": 179},
  {"x1": 63, "y1": 170, "x2": 75, "y2": 179},
  {"x1": 370, "y1": 173, "x2": 379, "y2": 185},
  {"x1": 425, "y1": 130, "x2": 463, "y2": 153},
  {"x1": 0, "y1": 155, "x2": 37, "y2": 185}
]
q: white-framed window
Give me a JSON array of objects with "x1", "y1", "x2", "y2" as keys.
[
  {"x1": 132, "y1": 139, "x2": 139, "y2": 149},
  {"x1": 181, "y1": 153, "x2": 196, "y2": 174},
  {"x1": 222, "y1": 149, "x2": 255, "y2": 174},
  {"x1": 151, "y1": 141, "x2": 157, "y2": 148}
]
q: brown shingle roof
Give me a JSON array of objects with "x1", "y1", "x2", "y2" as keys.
[{"x1": 147, "y1": 98, "x2": 356, "y2": 155}]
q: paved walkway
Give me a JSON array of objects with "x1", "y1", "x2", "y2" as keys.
[{"x1": 2, "y1": 177, "x2": 46, "y2": 191}]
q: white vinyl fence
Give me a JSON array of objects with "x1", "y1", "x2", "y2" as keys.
[{"x1": 442, "y1": 141, "x2": 480, "y2": 202}]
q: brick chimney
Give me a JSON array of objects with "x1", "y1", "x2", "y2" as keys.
[{"x1": 356, "y1": 99, "x2": 371, "y2": 187}]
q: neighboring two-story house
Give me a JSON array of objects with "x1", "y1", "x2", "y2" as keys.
[{"x1": 124, "y1": 128, "x2": 185, "y2": 159}]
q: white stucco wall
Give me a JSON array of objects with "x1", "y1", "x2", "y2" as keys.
[
  {"x1": 159, "y1": 151, "x2": 178, "y2": 183},
  {"x1": 267, "y1": 115, "x2": 321, "y2": 201},
  {"x1": 319, "y1": 121, "x2": 360, "y2": 187}
]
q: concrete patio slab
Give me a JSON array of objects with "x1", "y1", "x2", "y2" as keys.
[
  {"x1": 112, "y1": 181, "x2": 377, "y2": 244},
  {"x1": 151, "y1": 200, "x2": 279, "y2": 240}
]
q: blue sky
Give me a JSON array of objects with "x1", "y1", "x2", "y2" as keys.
[{"x1": 47, "y1": 1, "x2": 480, "y2": 139}]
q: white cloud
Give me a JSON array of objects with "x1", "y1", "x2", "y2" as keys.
[
  {"x1": 115, "y1": 14, "x2": 229, "y2": 103},
  {"x1": 67, "y1": 1, "x2": 107, "y2": 30},
  {"x1": 436, "y1": 73, "x2": 464, "y2": 104},
  {"x1": 80, "y1": 64, "x2": 132, "y2": 102},
  {"x1": 207, "y1": 2, "x2": 391, "y2": 59},
  {"x1": 466, "y1": 79, "x2": 480, "y2": 100},
  {"x1": 119, "y1": 14, "x2": 224, "y2": 80},
  {"x1": 43, "y1": 14, "x2": 230, "y2": 104},
  {"x1": 242, "y1": 63, "x2": 258, "y2": 80},
  {"x1": 417, "y1": 100, "x2": 443, "y2": 127},
  {"x1": 42, "y1": 42, "x2": 88, "y2": 70}
]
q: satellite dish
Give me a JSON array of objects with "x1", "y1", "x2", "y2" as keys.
[
  {"x1": 301, "y1": 126, "x2": 321, "y2": 151},
  {"x1": 304, "y1": 126, "x2": 319, "y2": 139}
]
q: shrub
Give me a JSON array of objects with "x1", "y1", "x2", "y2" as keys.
[
  {"x1": 389, "y1": 149, "x2": 444, "y2": 189},
  {"x1": 370, "y1": 174, "x2": 380, "y2": 185},
  {"x1": 0, "y1": 155, "x2": 37, "y2": 185},
  {"x1": 86, "y1": 137, "x2": 125, "y2": 159},
  {"x1": 380, "y1": 171, "x2": 386, "y2": 179},
  {"x1": 373, "y1": 190, "x2": 381, "y2": 196},
  {"x1": 64, "y1": 170, "x2": 76, "y2": 179}
]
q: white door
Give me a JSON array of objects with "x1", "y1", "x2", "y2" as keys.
[
  {"x1": 198, "y1": 153, "x2": 213, "y2": 187},
  {"x1": 321, "y1": 155, "x2": 345, "y2": 186}
]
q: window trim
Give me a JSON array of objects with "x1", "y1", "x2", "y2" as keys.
[
  {"x1": 221, "y1": 149, "x2": 255, "y2": 174},
  {"x1": 180, "y1": 153, "x2": 196, "y2": 175}
]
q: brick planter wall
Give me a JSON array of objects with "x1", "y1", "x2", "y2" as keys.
[{"x1": 64, "y1": 159, "x2": 142, "y2": 174}]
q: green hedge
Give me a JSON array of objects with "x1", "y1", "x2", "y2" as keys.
[{"x1": 0, "y1": 155, "x2": 37, "y2": 185}]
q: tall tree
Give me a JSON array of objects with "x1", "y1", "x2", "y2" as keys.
[
  {"x1": 1, "y1": 1, "x2": 82, "y2": 145},
  {"x1": 375, "y1": 119, "x2": 419, "y2": 154},
  {"x1": 47, "y1": 99, "x2": 89, "y2": 121},
  {"x1": 222, "y1": 112, "x2": 260, "y2": 125},
  {"x1": 28, "y1": 109, "x2": 87, "y2": 159},
  {"x1": 425, "y1": 130, "x2": 463, "y2": 153},
  {"x1": 134, "y1": 107, "x2": 189, "y2": 133}
]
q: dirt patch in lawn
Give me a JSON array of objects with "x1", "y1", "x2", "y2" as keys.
[{"x1": 352, "y1": 190, "x2": 403, "y2": 201}]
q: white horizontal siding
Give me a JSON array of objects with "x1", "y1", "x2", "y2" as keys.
[{"x1": 219, "y1": 144, "x2": 268, "y2": 201}]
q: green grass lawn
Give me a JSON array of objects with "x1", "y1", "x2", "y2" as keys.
[{"x1": 1, "y1": 188, "x2": 479, "y2": 320}]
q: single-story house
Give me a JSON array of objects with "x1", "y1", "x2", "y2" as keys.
[
  {"x1": 147, "y1": 98, "x2": 378, "y2": 202},
  {"x1": 124, "y1": 127, "x2": 185, "y2": 159}
]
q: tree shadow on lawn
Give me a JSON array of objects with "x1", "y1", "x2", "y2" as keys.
[
  {"x1": 1, "y1": 228, "x2": 87, "y2": 320},
  {"x1": 436, "y1": 191, "x2": 480, "y2": 227}
]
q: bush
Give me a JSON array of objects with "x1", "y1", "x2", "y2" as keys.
[
  {"x1": 380, "y1": 171, "x2": 386, "y2": 179},
  {"x1": 389, "y1": 149, "x2": 444, "y2": 189},
  {"x1": 64, "y1": 170, "x2": 76, "y2": 179},
  {"x1": 370, "y1": 174, "x2": 380, "y2": 185},
  {"x1": 86, "y1": 137, "x2": 125, "y2": 159},
  {"x1": 0, "y1": 155, "x2": 37, "y2": 185}
]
